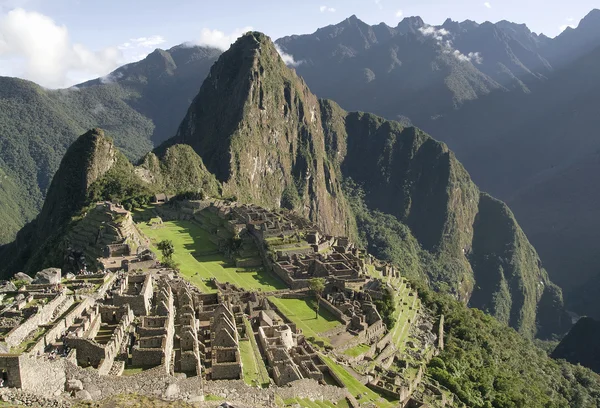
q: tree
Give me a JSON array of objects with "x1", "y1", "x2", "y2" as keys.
[
  {"x1": 157, "y1": 240, "x2": 175, "y2": 261},
  {"x1": 309, "y1": 277, "x2": 326, "y2": 319}
]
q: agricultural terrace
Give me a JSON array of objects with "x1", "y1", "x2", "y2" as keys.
[
  {"x1": 320, "y1": 355, "x2": 398, "y2": 407},
  {"x1": 268, "y1": 297, "x2": 343, "y2": 346},
  {"x1": 137, "y1": 218, "x2": 285, "y2": 293}
]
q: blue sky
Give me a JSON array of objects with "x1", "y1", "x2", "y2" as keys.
[{"x1": 0, "y1": 0, "x2": 598, "y2": 87}]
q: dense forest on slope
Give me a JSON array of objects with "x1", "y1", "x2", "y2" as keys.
[
  {"x1": 0, "y1": 45, "x2": 220, "y2": 244},
  {"x1": 416, "y1": 281, "x2": 600, "y2": 407}
]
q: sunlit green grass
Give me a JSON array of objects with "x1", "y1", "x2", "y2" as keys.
[
  {"x1": 268, "y1": 297, "x2": 342, "y2": 346},
  {"x1": 137, "y1": 219, "x2": 285, "y2": 293}
]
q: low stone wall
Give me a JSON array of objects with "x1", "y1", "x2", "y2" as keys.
[
  {"x1": 318, "y1": 298, "x2": 350, "y2": 324},
  {"x1": 4, "y1": 291, "x2": 67, "y2": 350},
  {"x1": 29, "y1": 297, "x2": 79, "y2": 354}
]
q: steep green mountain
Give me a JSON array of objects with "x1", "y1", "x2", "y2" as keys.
[
  {"x1": 421, "y1": 42, "x2": 600, "y2": 305},
  {"x1": 0, "y1": 129, "x2": 219, "y2": 275},
  {"x1": 167, "y1": 32, "x2": 354, "y2": 237},
  {"x1": 0, "y1": 45, "x2": 220, "y2": 245},
  {"x1": 163, "y1": 32, "x2": 567, "y2": 338},
  {"x1": 552, "y1": 317, "x2": 600, "y2": 374},
  {"x1": 275, "y1": 11, "x2": 600, "y2": 317}
]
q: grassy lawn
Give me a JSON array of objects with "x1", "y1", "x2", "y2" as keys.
[
  {"x1": 240, "y1": 318, "x2": 270, "y2": 387},
  {"x1": 343, "y1": 343, "x2": 371, "y2": 358},
  {"x1": 268, "y1": 297, "x2": 342, "y2": 346},
  {"x1": 320, "y1": 355, "x2": 397, "y2": 407},
  {"x1": 137, "y1": 219, "x2": 285, "y2": 293},
  {"x1": 121, "y1": 366, "x2": 146, "y2": 376},
  {"x1": 391, "y1": 282, "x2": 420, "y2": 352}
]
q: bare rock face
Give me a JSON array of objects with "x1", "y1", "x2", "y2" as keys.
[{"x1": 33, "y1": 268, "x2": 61, "y2": 285}]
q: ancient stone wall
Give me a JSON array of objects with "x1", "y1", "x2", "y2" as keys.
[
  {"x1": 113, "y1": 274, "x2": 153, "y2": 316},
  {"x1": 318, "y1": 298, "x2": 350, "y2": 324},
  {"x1": 17, "y1": 355, "x2": 66, "y2": 396},
  {"x1": 0, "y1": 355, "x2": 23, "y2": 388},
  {"x1": 4, "y1": 291, "x2": 67, "y2": 349}
]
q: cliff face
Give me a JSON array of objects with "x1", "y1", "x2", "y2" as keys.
[
  {"x1": 170, "y1": 32, "x2": 353, "y2": 237},
  {"x1": 318, "y1": 99, "x2": 566, "y2": 337}
]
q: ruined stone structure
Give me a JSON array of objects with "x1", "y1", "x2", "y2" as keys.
[{"x1": 0, "y1": 199, "x2": 440, "y2": 407}]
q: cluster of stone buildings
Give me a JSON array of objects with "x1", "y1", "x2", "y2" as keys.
[{"x1": 0, "y1": 198, "x2": 450, "y2": 407}]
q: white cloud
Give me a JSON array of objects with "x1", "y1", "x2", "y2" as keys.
[
  {"x1": 419, "y1": 26, "x2": 450, "y2": 42},
  {"x1": 0, "y1": 8, "x2": 123, "y2": 88},
  {"x1": 484, "y1": 2, "x2": 492, "y2": 9},
  {"x1": 374, "y1": 0, "x2": 383, "y2": 9},
  {"x1": 197, "y1": 26, "x2": 253, "y2": 51},
  {"x1": 567, "y1": 17, "x2": 574, "y2": 22},
  {"x1": 274, "y1": 44, "x2": 302, "y2": 67},
  {"x1": 395, "y1": 9, "x2": 403, "y2": 18},
  {"x1": 419, "y1": 25, "x2": 483, "y2": 64},
  {"x1": 118, "y1": 35, "x2": 165, "y2": 50},
  {"x1": 99, "y1": 70, "x2": 123, "y2": 84},
  {"x1": 319, "y1": 5, "x2": 336, "y2": 13}
]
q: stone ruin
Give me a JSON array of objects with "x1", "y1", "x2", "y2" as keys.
[{"x1": 0, "y1": 199, "x2": 445, "y2": 408}]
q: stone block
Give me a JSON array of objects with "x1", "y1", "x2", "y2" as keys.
[
  {"x1": 66, "y1": 379, "x2": 83, "y2": 391},
  {"x1": 33, "y1": 268, "x2": 61, "y2": 285}
]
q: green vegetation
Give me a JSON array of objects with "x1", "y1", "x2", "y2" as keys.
[
  {"x1": 268, "y1": 297, "x2": 342, "y2": 346},
  {"x1": 121, "y1": 367, "x2": 146, "y2": 376},
  {"x1": 157, "y1": 239, "x2": 175, "y2": 261},
  {"x1": 137, "y1": 218, "x2": 285, "y2": 293},
  {"x1": 308, "y1": 277, "x2": 326, "y2": 319},
  {"x1": 415, "y1": 280, "x2": 600, "y2": 408},
  {"x1": 343, "y1": 343, "x2": 371, "y2": 358},
  {"x1": 281, "y1": 398, "x2": 351, "y2": 408},
  {"x1": 320, "y1": 355, "x2": 397, "y2": 407},
  {"x1": 240, "y1": 318, "x2": 270, "y2": 387}
]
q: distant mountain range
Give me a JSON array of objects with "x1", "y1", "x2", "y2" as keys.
[{"x1": 0, "y1": 10, "x2": 599, "y2": 319}]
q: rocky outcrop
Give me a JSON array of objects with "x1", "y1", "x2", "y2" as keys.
[{"x1": 168, "y1": 32, "x2": 354, "y2": 237}]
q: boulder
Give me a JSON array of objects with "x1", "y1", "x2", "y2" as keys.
[
  {"x1": 0, "y1": 281, "x2": 17, "y2": 293},
  {"x1": 75, "y1": 390, "x2": 92, "y2": 400},
  {"x1": 65, "y1": 273, "x2": 75, "y2": 281},
  {"x1": 33, "y1": 268, "x2": 61, "y2": 285},
  {"x1": 13, "y1": 272, "x2": 33, "y2": 283},
  {"x1": 164, "y1": 383, "x2": 180, "y2": 399},
  {"x1": 66, "y1": 379, "x2": 83, "y2": 392}
]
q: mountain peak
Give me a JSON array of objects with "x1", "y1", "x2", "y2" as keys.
[
  {"x1": 579, "y1": 8, "x2": 600, "y2": 28},
  {"x1": 396, "y1": 16, "x2": 425, "y2": 33}
]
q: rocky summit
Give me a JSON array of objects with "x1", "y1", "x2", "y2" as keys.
[{"x1": 0, "y1": 12, "x2": 598, "y2": 408}]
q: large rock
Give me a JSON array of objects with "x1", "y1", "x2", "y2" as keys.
[
  {"x1": 0, "y1": 281, "x2": 17, "y2": 293},
  {"x1": 66, "y1": 379, "x2": 83, "y2": 392},
  {"x1": 33, "y1": 268, "x2": 61, "y2": 285},
  {"x1": 13, "y1": 272, "x2": 33, "y2": 283},
  {"x1": 75, "y1": 390, "x2": 92, "y2": 400}
]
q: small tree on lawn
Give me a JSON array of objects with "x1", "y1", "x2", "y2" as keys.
[
  {"x1": 157, "y1": 240, "x2": 174, "y2": 262},
  {"x1": 309, "y1": 277, "x2": 326, "y2": 319}
]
